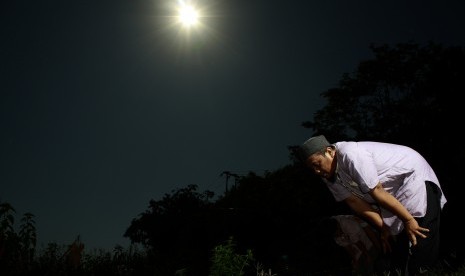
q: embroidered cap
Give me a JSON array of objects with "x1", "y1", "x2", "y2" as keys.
[{"x1": 298, "y1": 135, "x2": 330, "y2": 161}]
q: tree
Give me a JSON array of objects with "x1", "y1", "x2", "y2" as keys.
[
  {"x1": 215, "y1": 166, "x2": 350, "y2": 274},
  {"x1": 0, "y1": 202, "x2": 37, "y2": 274},
  {"x1": 19, "y1": 212, "x2": 37, "y2": 263},
  {"x1": 303, "y1": 42, "x2": 464, "y2": 151},
  {"x1": 0, "y1": 202, "x2": 19, "y2": 271},
  {"x1": 124, "y1": 184, "x2": 217, "y2": 275}
]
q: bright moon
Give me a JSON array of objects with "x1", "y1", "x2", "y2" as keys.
[{"x1": 178, "y1": 3, "x2": 199, "y2": 27}]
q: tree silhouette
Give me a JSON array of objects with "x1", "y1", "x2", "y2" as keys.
[
  {"x1": 0, "y1": 202, "x2": 19, "y2": 271},
  {"x1": 304, "y1": 42, "x2": 464, "y2": 150},
  {"x1": 215, "y1": 166, "x2": 350, "y2": 274},
  {"x1": 19, "y1": 212, "x2": 37, "y2": 264},
  {"x1": 124, "y1": 166, "x2": 352, "y2": 274},
  {"x1": 0, "y1": 202, "x2": 38, "y2": 274},
  {"x1": 124, "y1": 184, "x2": 219, "y2": 275}
]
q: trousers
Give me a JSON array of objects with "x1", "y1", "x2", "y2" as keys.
[{"x1": 389, "y1": 181, "x2": 442, "y2": 275}]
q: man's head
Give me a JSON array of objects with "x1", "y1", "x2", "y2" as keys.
[{"x1": 298, "y1": 135, "x2": 336, "y2": 180}]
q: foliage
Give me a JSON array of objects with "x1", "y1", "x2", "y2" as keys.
[
  {"x1": 18, "y1": 212, "x2": 36, "y2": 263},
  {"x1": 209, "y1": 236, "x2": 254, "y2": 276},
  {"x1": 123, "y1": 165, "x2": 351, "y2": 274},
  {"x1": 124, "y1": 184, "x2": 215, "y2": 246},
  {"x1": 303, "y1": 42, "x2": 465, "y2": 151},
  {"x1": 0, "y1": 202, "x2": 38, "y2": 274},
  {"x1": 35, "y1": 242, "x2": 68, "y2": 275},
  {"x1": 79, "y1": 244, "x2": 149, "y2": 276},
  {"x1": 124, "y1": 184, "x2": 219, "y2": 274}
]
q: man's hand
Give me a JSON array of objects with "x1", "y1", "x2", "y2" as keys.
[{"x1": 404, "y1": 218, "x2": 429, "y2": 246}]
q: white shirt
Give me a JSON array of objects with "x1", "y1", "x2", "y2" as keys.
[{"x1": 324, "y1": 141, "x2": 447, "y2": 235}]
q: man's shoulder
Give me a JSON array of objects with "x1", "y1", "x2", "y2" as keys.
[
  {"x1": 335, "y1": 141, "x2": 361, "y2": 155},
  {"x1": 334, "y1": 141, "x2": 357, "y2": 149},
  {"x1": 337, "y1": 141, "x2": 406, "y2": 152}
]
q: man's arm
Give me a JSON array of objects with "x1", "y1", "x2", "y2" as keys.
[
  {"x1": 344, "y1": 194, "x2": 383, "y2": 229},
  {"x1": 368, "y1": 183, "x2": 429, "y2": 246},
  {"x1": 344, "y1": 194, "x2": 392, "y2": 252}
]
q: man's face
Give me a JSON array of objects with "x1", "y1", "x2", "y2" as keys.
[{"x1": 305, "y1": 148, "x2": 336, "y2": 180}]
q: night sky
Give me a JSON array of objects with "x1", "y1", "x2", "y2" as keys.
[{"x1": 2, "y1": 0, "x2": 465, "y2": 250}]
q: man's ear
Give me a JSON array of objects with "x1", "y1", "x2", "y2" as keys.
[{"x1": 326, "y1": 147, "x2": 334, "y2": 158}]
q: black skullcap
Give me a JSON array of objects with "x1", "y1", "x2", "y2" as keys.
[{"x1": 298, "y1": 135, "x2": 330, "y2": 162}]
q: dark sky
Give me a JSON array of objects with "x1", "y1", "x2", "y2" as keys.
[{"x1": 2, "y1": 0, "x2": 464, "y2": 250}]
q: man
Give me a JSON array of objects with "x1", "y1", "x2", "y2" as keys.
[{"x1": 298, "y1": 135, "x2": 447, "y2": 275}]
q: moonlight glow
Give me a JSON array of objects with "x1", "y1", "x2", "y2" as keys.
[{"x1": 178, "y1": 2, "x2": 199, "y2": 27}]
